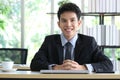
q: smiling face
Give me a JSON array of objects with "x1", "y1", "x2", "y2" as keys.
[{"x1": 58, "y1": 11, "x2": 81, "y2": 41}]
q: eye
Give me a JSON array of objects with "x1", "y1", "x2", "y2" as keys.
[
  {"x1": 71, "y1": 19, "x2": 76, "y2": 22},
  {"x1": 61, "y1": 19, "x2": 67, "y2": 23},
  {"x1": 71, "y1": 19, "x2": 75, "y2": 22}
]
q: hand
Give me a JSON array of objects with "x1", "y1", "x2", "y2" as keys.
[
  {"x1": 52, "y1": 59, "x2": 87, "y2": 70},
  {"x1": 62, "y1": 59, "x2": 87, "y2": 70}
]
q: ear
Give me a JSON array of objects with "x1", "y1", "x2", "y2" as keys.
[
  {"x1": 78, "y1": 20, "x2": 81, "y2": 27},
  {"x1": 77, "y1": 20, "x2": 81, "y2": 30}
]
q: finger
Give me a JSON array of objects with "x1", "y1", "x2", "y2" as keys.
[
  {"x1": 63, "y1": 59, "x2": 72, "y2": 63},
  {"x1": 63, "y1": 62, "x2": 76, "y2": 69},
  {"x1": 70, "y1": 60, "x2": 79, "y2": 65}
]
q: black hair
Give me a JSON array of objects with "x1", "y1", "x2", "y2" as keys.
[{"x1": 57, "y1": 3, "x2": 81, "y2": 20}]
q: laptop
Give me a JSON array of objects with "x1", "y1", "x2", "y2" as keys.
[{"x1": 40, "y1": 70, "x2": 90, "y2": 74}]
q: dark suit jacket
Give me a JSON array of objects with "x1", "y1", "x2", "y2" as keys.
[{"x1": 30, "y1": 34, "x2": 113, "y2": 72}]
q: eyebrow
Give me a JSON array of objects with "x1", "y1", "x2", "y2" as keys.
[{"x1": 60, "y1": 17, "x2": 76, "y2": 20}]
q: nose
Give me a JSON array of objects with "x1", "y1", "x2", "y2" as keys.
[{"x1": 66, "y1": 21, "x2": 71, "y2": 27}]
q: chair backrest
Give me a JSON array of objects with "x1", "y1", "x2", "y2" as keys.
[
  {"x1": 0, "y1": 48, "x2": 28, "y2": 64},
  {"x1": 99, "y1": 46, "x2": 120, "y2": 71}
]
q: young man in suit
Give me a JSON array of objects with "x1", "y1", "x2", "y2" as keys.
[{"x1": 30, "y1": 3, "x2": 113, "y2": 72}]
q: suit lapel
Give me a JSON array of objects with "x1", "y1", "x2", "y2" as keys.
[
  {"x1": 55, "y1": 35, "x2": 64, "y2": 64},
  {"x1": 57, "y1": 44, "x2": 63, "y2": 64},
  {"x1": 74, "y1": 35, "x2": 84, "y2": 61}
]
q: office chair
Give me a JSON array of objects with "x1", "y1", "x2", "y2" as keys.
[
  {"x1": 99, "y1": 45, "x2": 120, "y2": 71},
  {"x1": 0, "y1": 48, "x2": 28, "y2": 64}
]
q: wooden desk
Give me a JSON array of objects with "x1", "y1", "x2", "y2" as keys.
[
  {"x1": 0, "y1": 71, "x2": 120, "y2": 79},
  {"x1": 0, "y1": 64, "x2": 30, "y2": 71},
  {"x1": 13, "y1": 64, "x2": 30, "y2": 70}
]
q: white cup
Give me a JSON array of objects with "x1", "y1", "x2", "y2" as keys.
[{"x1": 2, "y1": 61, "x2": 14, "y2": 70}]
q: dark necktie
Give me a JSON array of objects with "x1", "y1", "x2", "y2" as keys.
[{"x1": 65, "y1": 42, "x2": 72, "y2": 60}]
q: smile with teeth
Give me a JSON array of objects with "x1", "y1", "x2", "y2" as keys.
[{"x1": 65, "y1": 28, "x2": 72, "y2": 32}]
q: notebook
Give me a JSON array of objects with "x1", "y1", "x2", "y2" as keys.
[{"x1": 40, "y1": 70, "x2": 89, "y2": 74}]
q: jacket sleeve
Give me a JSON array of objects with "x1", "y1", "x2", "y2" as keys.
[
  {"x1": 90, "y1": 38, "x2": 113, "y2": 72},
  {"x1": 30, "y1": 36, "x2": 50, "y2": 71}
]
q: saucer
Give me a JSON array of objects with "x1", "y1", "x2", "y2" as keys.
[{"x1": 1, "y1": 68, "x2": 17, "y2": 72}]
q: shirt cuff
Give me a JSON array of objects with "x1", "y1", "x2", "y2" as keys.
[
  {"x1": 48, "y1": 64, "x2": 56, "y2": 70},
  {"x1": 85, "y1": 64, "x2": 94, "y2": 72}
]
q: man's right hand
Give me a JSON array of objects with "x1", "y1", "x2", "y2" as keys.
[{"x1": 52, "y1": 59, "x2": 87, "y2": 70}]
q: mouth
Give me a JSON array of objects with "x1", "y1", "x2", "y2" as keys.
[{"x1": 65, "y1": 28, "x2": 73, "y2": 32}]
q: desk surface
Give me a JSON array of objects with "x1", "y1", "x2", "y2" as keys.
[
  {"x1": 0, "y1": 64, "x2": 30, "y2": 71},
  {"x1": 0, "y1": 71, "x2": 120, "y2": 79}
]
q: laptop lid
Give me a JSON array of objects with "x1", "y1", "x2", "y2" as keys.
[{"x1": 40, "y1": 70, "x2": 90, "y2": 74}]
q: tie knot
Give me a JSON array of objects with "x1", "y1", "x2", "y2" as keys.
[{"x1": 65, "y1": 42, "x2": 72, "y2": 47}]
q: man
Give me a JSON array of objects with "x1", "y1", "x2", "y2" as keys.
[{"x1": 30, "y1": 3, "x2": 113, "y2": 72}]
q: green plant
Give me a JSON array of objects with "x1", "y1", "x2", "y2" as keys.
[
  {"x1": 118, "y1": 58, "x2": 120, "y2": 61},
  {"x1": 0, "y1": 1, "x2": 11, "y2": 30},
  {"x1": 58, "y1": 0, "x2": 70, "y2": 6},
  {"x1": 0, "y1": 20, "x2": 5, "y2": 29}
]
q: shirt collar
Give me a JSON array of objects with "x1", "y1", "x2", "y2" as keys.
[{"x1": 60, "y1": 33, "x2": 78, "y2": 48}]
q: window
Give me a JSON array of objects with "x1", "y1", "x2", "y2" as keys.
[
  {"x1": 1, "y1": 0, "x2": 120, "y2": 65},
  {"x1": 0, "y1": 0, "x2": 21, "y2": 48},
  {"x1": 24, "y1": 0, "x2": 50, "y2": 64}
]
